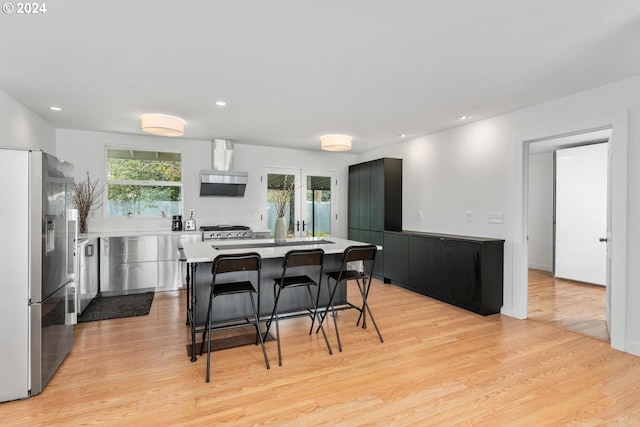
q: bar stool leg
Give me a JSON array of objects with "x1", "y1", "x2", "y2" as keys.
[
  {"x1": 355, "y1": 277, "x2": 383, "y2": 343},
  {"x1": 305, "y1": 285, "x2": 332, "y2": 355},
  {"x1": 317, "y1": 277, "x2": 343, "y2": 352},
  {"x1": 249, "y1": 293, "x2": 270, "y2": 370},
  {"x1": 199, "y1": 294, "x2": 214, "y2": 356},
  {"x1": 205, "y1": 300, "x2": 214, "y2": 383}
]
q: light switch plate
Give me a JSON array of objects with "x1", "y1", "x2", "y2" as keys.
[{"x1": 487, "y1": 212, "x2": 504, "y2": 224}]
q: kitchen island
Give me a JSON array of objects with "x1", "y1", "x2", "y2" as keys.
[{"x1": 181, "y1": 236, "x2": 376, "y2": 361}]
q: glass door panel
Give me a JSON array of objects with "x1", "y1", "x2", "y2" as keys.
[
  {"x1": 264, "y1": 169, "x2": 300, "y2": 238},
  {"x1": 262, "y1": 168, "x2": 336, "y2": 239},
  {"x1": 302, "y1": 170, "x2": 336, "y2": 237}
]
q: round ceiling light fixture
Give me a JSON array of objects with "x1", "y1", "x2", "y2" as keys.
[
  {"x1": 320, "y1": 134, "x2": 352, "y2": 151},
  {"x1": 140, "y1": 113, "x2": 185, "y2": 137}
]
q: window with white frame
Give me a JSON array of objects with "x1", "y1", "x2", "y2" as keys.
[{"x1": 106, "y1": 148, "x2": 182, "y2": 217}]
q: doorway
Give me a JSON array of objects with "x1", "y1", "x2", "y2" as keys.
[
  {"x1": 527, "y1": 130, "x2": 610, "y2": 341},
  {"x1": 261, "y1": 167, "x2": 337, "y2": 238}
]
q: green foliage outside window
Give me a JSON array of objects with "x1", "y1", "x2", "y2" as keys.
[{"x1": 107, "y1": 149, "x2": 182, "y2": 216}]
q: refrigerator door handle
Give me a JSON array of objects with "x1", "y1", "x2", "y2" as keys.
[
  {"x1": 65, "y1": 281, "x2": 78, "y2": 325},
  {"x1": 66, "y1": 208, "x2": 78, "y2": 278}
]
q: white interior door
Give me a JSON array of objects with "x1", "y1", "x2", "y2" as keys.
[
  {"x1": 554, "y1": 143, "x2": 608, "y2": 285},
  {"x1": 605, "y1": 143, "x2": 612, "y2": 335}
]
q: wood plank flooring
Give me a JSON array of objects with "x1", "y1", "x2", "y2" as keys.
[
  {"x1": 2, "y1": 279, "x2": 639, "y2": 426},
  {"x1": 528, "y1": 269, "x2": 609, "y2": 342}
]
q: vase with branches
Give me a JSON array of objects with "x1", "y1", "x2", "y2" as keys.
[
  {"x1": 269, "y1": 175, "x2": 295, "y2": 244},
  {"x1": 73, "y1": 171, "x2": 105, "y2": 234}
]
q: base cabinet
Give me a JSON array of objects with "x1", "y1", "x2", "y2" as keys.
[
  {"x1": 384, "y1": 231, "x2": 504, "y2": 316},
  {"x1": 100, "y1": 233, "x2": 201, "y2": 295},
  {"x1": 382, "y1": 231, "x2": 408, "y2": 285},
  {"x1": 408, "y1": 234, "x2": 440, "y2": 295}
]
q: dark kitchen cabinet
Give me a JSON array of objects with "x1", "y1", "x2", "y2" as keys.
[
  {"x1": 369, "y1": 158, "x2": 402, "y2": 232},
  {"x1": 357, "y1": 162, "x2": 371, "y2": 230},
  {"x1": 370, "y1": 231, "x2": 384, "y2": 277},
  {"x1": 382, "y1": 231, "x2": 409, "y2": 285},
  {"x1": 348, "y1": 167, "x2": 359, "y2": 229},
  {"x1": 348, "y1": 158, "x2": 402, "y2": 280},
  {"x1": 348, "y1": 158, "x2": 402, "y2": 235},
  {"x1": 385, "y1": 230, "x2": 504, "y2": 316},
  {"x1": 439, "y1": 238, "x2": 504, "y2": 315},
  {"x1": 408, "y1": 234, "x2": 440, "y2": 295}
]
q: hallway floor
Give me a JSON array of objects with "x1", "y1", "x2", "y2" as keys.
[{"x1": 528, "y1": 269, "x2": 609, "y2": 342}]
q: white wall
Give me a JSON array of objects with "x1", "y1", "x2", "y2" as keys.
[
  {"x1": 528, "y1": 153, "x2": 553, "y2": 272},
  {"x1": 55, "y1": 129, "x2": 356, "y2": 235},
  {"x1": 357, "y1": 75, "x2": 640, "y2": 355},
  {"x1": 0, "y1": 90, "x2": 55, "y2": 153}
]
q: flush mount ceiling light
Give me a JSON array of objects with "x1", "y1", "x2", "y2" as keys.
[
  {"x1": 320, "y1": 134, "x2": 352, "y2": 151},
  {"x1": 140, "y1": 113, "x2": 185, "y2": 137},
  {"x1": 50, "y1": 106, "x2": 62, "y2": 111}
]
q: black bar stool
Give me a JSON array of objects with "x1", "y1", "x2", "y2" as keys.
[
  {"x1": 317, "y1": 244, "x2": 384, "y2": 352},
  {"x1": 264, "y1": 248, "x2": 332, "y2": 366},
  {"x1": 199, "y1": 252, "x2": 270, "y2": 382}
]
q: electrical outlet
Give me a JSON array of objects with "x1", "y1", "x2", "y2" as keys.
[
  {"x1": 466, "y1": 211, "x2": 472, "y2": 222},
  {"x1": 487, "y1": 212, "x2": 504, "y2": 224}
]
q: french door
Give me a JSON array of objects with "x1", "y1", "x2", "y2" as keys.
[{"x1": 261, "y1": 167, "x2": 337, "y2": 238}]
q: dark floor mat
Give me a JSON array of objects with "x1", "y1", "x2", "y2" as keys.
[{"x1": 78, "y1": 292, "x2": 154, "y2": 323}]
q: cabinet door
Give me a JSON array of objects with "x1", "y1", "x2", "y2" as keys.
[
  {"x1": 348, "y1": 165, "x2": 359, "y2": 229},
  {"x1": 370, "y1": 159, "x2": 384, "y2": 232},
  {"x1": 440, "y1": 240, "x2": 481, "y2": 310},
  {"x1": 370, "y1": 231, "x2": 384, "y2": 278},
  {"x1": 357, "y1": 229, "x2": 371, "y2": 245},
  {"x1": 106, "y1": 262, "x2": 158, "y2": 292},
  {"x1": 357, "y1": 162, "x2": 371, "y2": 230},
  {"x1": 383, "y1": 232, "x2": 408, "y2": 285},
  {"x1": 383, "y1": 158, "x2": 403, "y2": 232},
  {"x1": 348, "y1": 228, "x2": 359, "y2": 241},
  {"x1": 408, "y1": 235, "x2": 440, "y2": 295}
]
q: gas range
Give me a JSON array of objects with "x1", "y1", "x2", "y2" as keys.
[{"x1": 201, "y1": 225, "x2": 253, "y2": 241}]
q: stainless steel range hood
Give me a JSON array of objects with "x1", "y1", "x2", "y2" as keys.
[{"x1": 200, "y1": 139, "x2": 248, "y2": 197}]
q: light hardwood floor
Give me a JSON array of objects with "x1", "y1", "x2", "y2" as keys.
[
  {"x1": 1, "y1": 279, "x2": 639, "y2": 426},
  {"x1": 528, "y1": 269, "x2": 609, "y2": 342}
]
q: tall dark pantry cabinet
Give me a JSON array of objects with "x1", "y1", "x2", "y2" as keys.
[{"x1": 348, "y1": 158, "x2": 402, "y2": 277}]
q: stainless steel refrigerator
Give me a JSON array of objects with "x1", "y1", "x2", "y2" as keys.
[{"x1": 0, "y1": 147, "x2": 78, "y2": 402}]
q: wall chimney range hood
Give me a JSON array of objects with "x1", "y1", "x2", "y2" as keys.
[{"x1": 200, "y1": 139, "x2": 248, "y2": 197}]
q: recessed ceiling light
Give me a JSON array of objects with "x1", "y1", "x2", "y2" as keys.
[
  {"x1": 399, "y1": 134, "x2": 407, "y2": 138},
  {"x1": 50, "y1": 106, "x2": 62, "y2": 111},
  {"x1": 215, "y1": 100, "x2": 227, "y2": 107},
  {"x1": 457, "y1": 115, "x2": 467, "y2": 121}
]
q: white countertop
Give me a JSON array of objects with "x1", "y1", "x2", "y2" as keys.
[
  {"x1": 87, "y1": 230, "x2": 202, "y2": 238},
  {"x1": 180, "y1": 237, "x2": 376, "y2": 263}
]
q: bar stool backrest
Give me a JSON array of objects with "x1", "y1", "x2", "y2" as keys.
[
  {"x1": 282, "y1": 248, "x2": 324, "y2": 269},
  {"x1": 212, "y1": 252, "x2": 261, "y2": 275},
  {"x1": 343, "y1": 245, "x2": 377, "y2": 264}
]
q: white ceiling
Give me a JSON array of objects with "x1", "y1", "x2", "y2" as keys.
[{"x1": 1, "y1": 1, "x2": 639, "y2": 153}]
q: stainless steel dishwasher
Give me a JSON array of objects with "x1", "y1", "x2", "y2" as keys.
[{"x1": 100, "y1": 236, "x2": 158, "y2": 295}]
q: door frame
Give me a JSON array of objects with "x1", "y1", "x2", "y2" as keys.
[{"x1": 512, "y1": 110, "x2": 628, "y2": 352}]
